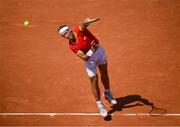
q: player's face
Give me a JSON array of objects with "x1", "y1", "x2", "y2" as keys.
[{"x1": 60, "y1": 29, "x2": 73, "y2": 40}]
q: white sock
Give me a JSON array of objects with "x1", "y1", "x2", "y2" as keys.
[{"x1": 96, "y1": 100, "x2": 102, "y2": 106}]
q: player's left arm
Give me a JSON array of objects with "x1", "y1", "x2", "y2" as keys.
[
  {"x1": 79, "y1": 18, "x2": 100, "y2": 31},
  {"x1": 76, "y1": 42, "x2": 98, "y2": 61}
]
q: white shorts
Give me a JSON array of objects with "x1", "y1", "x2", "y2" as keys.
[{"x1": 85, "y1": 46, "x2": 107, "y2": 77}]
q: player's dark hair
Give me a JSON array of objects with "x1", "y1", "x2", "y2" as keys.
[{"x1": 57, "y1": 24, "x2": 68, "y2": 32}]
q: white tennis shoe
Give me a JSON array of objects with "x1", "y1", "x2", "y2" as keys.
[
  {"x1": 103, "y1": 91, "x2": 117, "y2": 105},
  {"x1": 97, "y1": 103, "x2": 108, "y2": 117}
]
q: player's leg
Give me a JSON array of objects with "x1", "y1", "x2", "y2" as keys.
[
  {"x1": 98, "y1": 63, "x2": 117, "y2": 105},
  {"x1": 96, "y1": 46, "x2": 117, "y2": 105},
  {"x1": 98, "y1": 63, "x2": 110, "y2": 89},
  {"x1": 89, "y1": 74, "x2": 100, "y2": 101},
  {"x1": 85, "y1": 62, "x2": 108, "y2": 117}
]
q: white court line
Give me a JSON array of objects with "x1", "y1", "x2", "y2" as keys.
[
  {"x1": 0, "y1": 113, "x2": 180, "y2": 116},
  {"x1": 0, "y1": 126, "x2": 179, "y2": 127}
]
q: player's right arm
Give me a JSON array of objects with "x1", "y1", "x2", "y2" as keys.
[{"x1": 79, "y1": 18, "x2": 100, "y2": 31}]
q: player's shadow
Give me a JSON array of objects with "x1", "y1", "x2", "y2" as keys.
[{"x1": 104, "y1": 95, "x2": 154, "y2": 121}]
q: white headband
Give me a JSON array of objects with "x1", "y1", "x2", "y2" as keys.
[{"x1": 59, "y1": 26, "x2": 69, "y2": 34}]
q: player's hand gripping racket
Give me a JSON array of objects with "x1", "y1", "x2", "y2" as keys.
[{"x1": 84, "y1": 18, "x2": 100, "y2": 26}]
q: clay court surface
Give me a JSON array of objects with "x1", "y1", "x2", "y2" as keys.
[{"x1": 0, "y1": 0, "x2": 180, "y2": 126}]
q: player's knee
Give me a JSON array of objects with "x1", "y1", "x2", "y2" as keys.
[
  {"x1": 89, "y1": 74, "x2": 98, "y2": 79},
  {"x1": 86, "y1": 68, "x2": 96, "y2": 77}
]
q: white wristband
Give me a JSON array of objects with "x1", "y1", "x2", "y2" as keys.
[{"x1": 86, "y1": 49, "x2": 93, "y2": 57}]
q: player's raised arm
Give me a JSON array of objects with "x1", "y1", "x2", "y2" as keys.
[{"x1": 79, "y1": 18, "x2": 100, "y2": 31}]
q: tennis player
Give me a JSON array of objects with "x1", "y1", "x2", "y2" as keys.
[{"x1": 58, "y1": 18, "x2": 117, "y2": 117}]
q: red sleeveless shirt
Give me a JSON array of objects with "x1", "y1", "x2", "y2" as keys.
[{"x1": 69, "y1": 27, "x2": 99, "y2": 54}]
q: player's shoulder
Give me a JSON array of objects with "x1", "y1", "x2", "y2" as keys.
[
  {"x1": 73, "y1": 26, "x2": 81, "y2": 33},
  {"x1": 78, "y1": 25, "x2": 89, "y2": 32},
  {"x1": 73, "y1": 26, "x2": 88, "y2": 34}
]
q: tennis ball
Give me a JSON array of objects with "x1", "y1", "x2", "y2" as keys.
[{"x1": 23, "y1": 20, "x2": 29, "y2": 27}]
